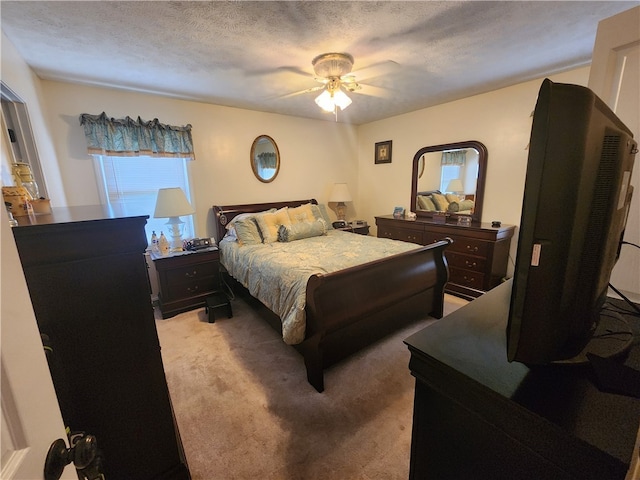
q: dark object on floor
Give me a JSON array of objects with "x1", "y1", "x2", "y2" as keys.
[
  {"x1": 587, "y1": 353, "x2": 640, "y2": 398},
  {"x1": 205, "y1": 292, "x2": 233, "y2": 323}
]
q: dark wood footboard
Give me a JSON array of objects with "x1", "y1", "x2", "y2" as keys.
[
  {"x1": 212, "y1": 201, "x2": 451, "y2": 393},
  {"x1": 299, "y1": 239, "x2": 451, "y2": 392}
]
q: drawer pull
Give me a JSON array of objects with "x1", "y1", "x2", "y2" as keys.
[
  {"x1": 466, "y1": 245, "x2": 479, "y2": 253},
  {"x1": 463, "y1": 276, "x2": 475, "y2": 282},
  {"x1": 187, "y1": 285, "x2": 199, "y2": 293},
  {"x1": 465, "y1": 261, "x2": 477, "y2": 268},
  {"x1": 185, "y1": 270, "x2": 198, "y2": 278}
]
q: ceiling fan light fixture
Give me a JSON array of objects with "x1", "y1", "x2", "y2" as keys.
[
  {"x1": 333, "y1": 89, "x2": 352, "y2": 110},
  {"x1": 315, "y1": 89, "x2": 336, "y2": 112},
  {"x1": 315, "y1": 86, "x2": 352, "y2": 113}
]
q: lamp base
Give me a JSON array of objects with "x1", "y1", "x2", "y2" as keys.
[
  {"x1": 166, "y1": 217, "x2": 185, "y2": 252},
  {"x1": 336, "y1": 202, "x2": 346, "y2": 221}
]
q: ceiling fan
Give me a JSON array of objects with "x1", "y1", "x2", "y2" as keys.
[{"x1": 280, "y1": 52, "x2": 393, "y2": 114}]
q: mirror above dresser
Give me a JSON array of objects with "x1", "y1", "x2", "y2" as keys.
[{"x1": 411, "y1": 140, "x2": 487, "y2": 224}]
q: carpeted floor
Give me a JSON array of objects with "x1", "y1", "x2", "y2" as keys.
[{"x1": 155, "y1": 293, "x2": 468, "y2": 480}]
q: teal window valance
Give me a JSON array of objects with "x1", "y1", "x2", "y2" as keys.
[
  {"x1": 441, "y1": 150, "x2": 466, "y2": 166},
  {"x1": 79, "y1": 112, "x2": 195, "y2": 159},
  {"x1": 257, "y1": 152, "x2": 277, "y2": 169}
]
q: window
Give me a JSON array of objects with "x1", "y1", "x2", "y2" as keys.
[
  {"x1": 94, "y1": 155, "x2": 194, "y2": 244},
  {"x1": 440, "y1": 165, "x2": 461, "y2": 192}
]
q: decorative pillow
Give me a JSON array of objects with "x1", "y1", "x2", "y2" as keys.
[
  {"x1": 445, "y1": 193, "x2": 461, "y2": 204},
  {"x1": 311, "y1": 203, "x2": 334, "y2": 229},
  {"x1": 431, "y1": 193, "x2": 450, "y2": 212},
  {"x1": 417, "y1": 195, "x2": 436, "y2": 211},
  {"x1": 288, "y1": 203, "x2": 315, "y2": 224},
  {"x1": 225, "y1": 209, "x2": 276, "y2": 231},
  {"x1": 277, "y1": 220, "x2": 327, "y2": 242},
  {"x1": 233, "y1": 217, "x2": 263, "y2": 245},
  {"x1": 255, "y1": 207, "x2": 292, "y2": 243},
  {"x1": 458, "y1": 199, "x2": 475, "y2": 211},
  {"x1": 447, "y1": 201, "x2": 460, "y2": 213}
]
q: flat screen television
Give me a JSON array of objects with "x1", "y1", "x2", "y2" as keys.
[{"x1": 507, "y1": 78, "x2": 637, "y2": 365}]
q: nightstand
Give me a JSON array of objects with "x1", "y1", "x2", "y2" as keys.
[
  {"x1": 151, "y1": 247, "x2": 222, "y2": 319},
  {"x1": 337, "y1": 222, "x2": 370, "y2": 235}
]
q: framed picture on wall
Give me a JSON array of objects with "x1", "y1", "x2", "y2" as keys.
[{"x1": 375, "y1": 140, "x2": 392, "y2": 164}]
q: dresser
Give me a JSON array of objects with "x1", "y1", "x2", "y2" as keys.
[
  {"x1": 375, "y1": 215, "x2": 514, "y2": 299},
  {"x1": 404, "y1": 281, "x2": 640, "y2": 479},
  {"x1": 13, "y1": 206, "x2": 190, "y2": 479},
  {"x1": 152, "y1": 247, "x2": 222, "y2": 319}
]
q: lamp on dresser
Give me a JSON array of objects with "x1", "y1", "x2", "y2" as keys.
[
  {"x1": 329, "y1": 182, "x2": 352, "y2": 221},
  {"x1": 446, "y1": 178, "x2": 465, "y2": 199},
  {"x1": 153, "y1": 187, "x2": 194, "y2": 252}
]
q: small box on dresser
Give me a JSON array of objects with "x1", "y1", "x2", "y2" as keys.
[{"x1": 375, "y1": 215, "x2": 514, "y2": 300}]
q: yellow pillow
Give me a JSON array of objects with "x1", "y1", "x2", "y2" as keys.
[
  {"x1": 431, "y1": 193, "x2": 449, "y2": 212},
  {"x1": 288, "y1": 203, "x2": 315, "y2": 224},
  {"x1": 255, "y1": 207, "x2": 292, "y2": 243}
]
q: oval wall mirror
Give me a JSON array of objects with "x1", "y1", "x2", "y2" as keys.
[
  {"x1": 250, "y1": 135, "x2": 280, "y2": 183},
  {"x1": 410, "y1": 140, "x2": 487, "y2": 223}
]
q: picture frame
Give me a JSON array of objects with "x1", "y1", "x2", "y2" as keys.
[{"x1": 375, "y1": 140, "x2": 392, "y2": 164}]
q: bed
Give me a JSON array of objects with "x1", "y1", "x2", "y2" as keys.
[{"x1": 213, "y1": 199, "x2": 451, "y2": 392}]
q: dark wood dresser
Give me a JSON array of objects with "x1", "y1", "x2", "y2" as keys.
[
  {"x1": 13, "y1": 206, "x2": 190, "y2": 479},
  {"x1": 375, "y1": 215, "x2": 514, "y2": 299},
  {"x1": 405, "y1": 280, "x2": 640, "y2": 480}
]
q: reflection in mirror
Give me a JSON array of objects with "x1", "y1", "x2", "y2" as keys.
[
  {"x1": 251, "y1": 135, "x2": 280, "y2": 183},
  {"x1": 411, "y1": 140, "x2": 487, "y2": 223}
]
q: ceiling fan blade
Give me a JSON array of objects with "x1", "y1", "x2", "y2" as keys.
[
  {"x1": 350, "y1": 83, "x2": 392, "y2": 98},
  {"x1": 350, "y1": 60, "x2": 399, "y2": 82},
  {"x1": 276, "y1": 85, "x2": 324, "y2": 99},
  {"x1": 247, "y1": 65, "x2": 313, "y2": 78}
]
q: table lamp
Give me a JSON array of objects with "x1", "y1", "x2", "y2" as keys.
[
  {"x1": 445, "y1": 179, "x2": 465, "y2": 199},
  {"x1": 153, "y1": 187, "x2": 194, "y2": 252},
  {"x1": 329, "y1": 183, "x2": 352, "y2": 221}
]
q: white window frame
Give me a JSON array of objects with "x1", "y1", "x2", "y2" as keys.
[{"x1": 93, "y1": 155, "x2": 195, "y2": 244}]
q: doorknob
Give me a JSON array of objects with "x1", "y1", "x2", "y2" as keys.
[{"x1": 44, "y1": 434, "x2": 97, "y2": 480}]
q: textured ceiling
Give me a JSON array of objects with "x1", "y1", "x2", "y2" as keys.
[{"x1": 1, "y1": 1, "x2": 636, "y2": 124}]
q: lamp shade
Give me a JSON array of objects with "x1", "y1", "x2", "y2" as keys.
[
  {"x1": 328, "y1": 183, "x2": 352, "y2": 203},
  {"x1": 153, "y1": 187, "x2": 194, "y2": 218},
  {"x1": 445, "y1": 179, "x2": 464, "y2": 193}
]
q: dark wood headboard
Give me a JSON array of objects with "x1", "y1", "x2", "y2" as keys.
[{"x1": 212, "y1": 199, "x2": 317, "y2": 243}]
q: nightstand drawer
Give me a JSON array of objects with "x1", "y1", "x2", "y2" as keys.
[
  {"x1": 165, "y1": 262, "x2": 218, "y2": 286},
  {"x1": 449, "y1": 267, "x2": 485, "y2": 290},
  {"x1": 446, "y1": 252, "x2": 486, "y2": 272},
  {"x1": 165, "y1": 277, "x2": 217, "y2": 302}
]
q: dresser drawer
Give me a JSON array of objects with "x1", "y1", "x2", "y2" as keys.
[
  {"x1": 165, "y1": 261, "x2": 218, "y2": 286},
  {"x1": 446, "y1": 252, "x2": 486, "y2": 273},
  {"x1": 430, "y1": 234, "x2": 489, "y2": 258},
  {"x1": 379, "y1": 225, "x2": 423, "y2": 244},
  {"x1": 449, "y1": 267, "x2": 485, "y2": 290}
]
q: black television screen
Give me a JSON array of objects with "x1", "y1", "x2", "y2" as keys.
[{"x1": 507, "y1": 78, "x2": 637, "y2": 365}]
